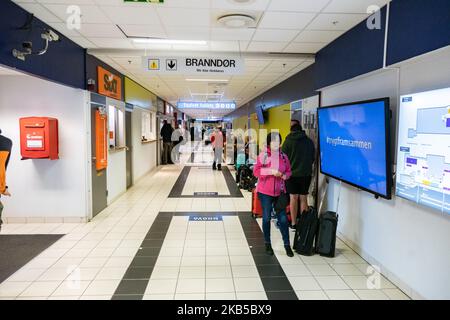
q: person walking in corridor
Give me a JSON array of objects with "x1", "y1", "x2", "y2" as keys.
[
  {"x1": 253, "y1": 132, "x2": 294, "y2": 257},
  {"x1": 160, "y1": 120, "x2": 174, "y2": 165},
  {"x1": 282, "y1": 119, "x2": 315, "y2": 230},
  {"x1": 0, "y1": 129, "x2": 12, "y2": 232},
  {"x1": 211, "y1": 125, "x2": 224, "y2": 170}
]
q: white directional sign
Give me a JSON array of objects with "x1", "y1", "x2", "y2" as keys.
[
  {"x1": 178, "y1": 101, "x2": 236, "y2": 110},
  {"x1": 143, "y1": 56, "x2": 245, "y2": 75}
]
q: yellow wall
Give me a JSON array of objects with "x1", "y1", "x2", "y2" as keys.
[
  {"x1": 124, "y1": 77, "x2": 157, "y2": 110},
  {"x1": 261, "y1": 103, "x2": 291, "y2": 141},
  {"x1": 232, "y1": 115, "x2": 248, "y2": 131},
  {"x1": 231, "y1": 104, "x2": 291, "y2": 149}
]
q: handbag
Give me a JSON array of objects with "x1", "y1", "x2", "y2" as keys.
[{"x1": 274, "y1": 153, "x2": 289, "y2": 212}]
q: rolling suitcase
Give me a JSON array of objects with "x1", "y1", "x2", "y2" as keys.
[
  {"x1": 252, "y1": 189, "x2": 263, "y2": 218},
  {"x1": 316, "y1": 211, "x2": 338, "y2": 257},
  {"x1": 293, "y1": 206, "x2": 319, "y2": 256}
]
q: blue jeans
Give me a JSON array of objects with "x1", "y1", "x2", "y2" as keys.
[{"x1": 257, "y1": 192, "x2": 290, "y2": 247}]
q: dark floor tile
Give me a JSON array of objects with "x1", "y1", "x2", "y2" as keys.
[
  {"x1": 114, "y1": 280, "x2": 149, "y2": 295},
  {"x1": 261, "y1": 277, "x2": 294, "y2": 292},
  {"x1": 145, "y1": 232, "x2": 167, "y2": 240},
  {"x1": 257, "y1": 265, "x2": 287, "y2": 277},
  {"x1": 136, "y1": 247, "x2": 161, "y2": 257},
  {"x1": 123, "y1": 267, "x2": 154, "y2": 280},
  {"x1": 131, "y1": 256, "x2": 158, "y2": 267},
  {"x1": 141, "y1": 239, "x2": 164, "y2": 248},
  {"x1": 266, "y1": 291, "x2": 298, "y2": 300},
  {"x1": 252, "y1": 254, "x2": 279, "y2": 266},
  {"x1": 111, "y1": 294, "x2": 144, "y2": 300},
  {"x1": 249, "y1": 245, "x2": 268, "y2": 255}
]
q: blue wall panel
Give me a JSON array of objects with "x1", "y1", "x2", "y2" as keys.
[
  {"x1": 0, "y1": 0, "x2": 85, "y2": 89},
  {"x1": 315, "y1": 7, "x2": 387, "y2": 89},
  {"x1": 387, "y1": 0, "x2": 450, "y2": 65}
]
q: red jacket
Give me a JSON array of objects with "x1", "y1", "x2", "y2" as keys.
[{"x1": 253, "y1": 147, "x2": 292, "y2": 197}]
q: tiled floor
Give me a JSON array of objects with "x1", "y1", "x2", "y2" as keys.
[{"x1": 0, "y1": 144, "x2": 410, "y2": 300}]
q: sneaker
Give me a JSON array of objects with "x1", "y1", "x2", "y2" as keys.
[
  {"x1": 217, "y1": 164, "x2": 222, "y2": 170},
  {"x1": 285, "y1": 245, "x2": 294, "y2": 257},
  {"x1": 290, "y1": 224, "x2": 296, "y2": 232},
  {"x1": 265, "y1": 243, "x2": 274, "y2": 256}
]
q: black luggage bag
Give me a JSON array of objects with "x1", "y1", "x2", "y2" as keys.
[
  {"x1": 293, "y1": 207, "x2": 319, "y2": 256},
  {"x1": 316, "y1": 211, "x2": 338, "y2": 257}
]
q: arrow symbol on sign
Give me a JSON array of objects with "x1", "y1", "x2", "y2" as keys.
[{"x1": 167, "y1": 59, "x2": 177, "y2": 70}]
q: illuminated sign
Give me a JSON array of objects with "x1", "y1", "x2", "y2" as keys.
[{"x1": 178, "y1": 102, "x2": 236, "y2": 110}]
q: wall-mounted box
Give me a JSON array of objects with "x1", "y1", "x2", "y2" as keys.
[{"x1": 20, "y1": 117, "x2": 59, "y2": 160}]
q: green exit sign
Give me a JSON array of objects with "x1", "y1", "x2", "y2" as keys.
[{"x1": 124, "y1": 0, "x2": 164, "y2": 3}]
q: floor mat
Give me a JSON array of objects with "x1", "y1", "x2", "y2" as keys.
[{"x1": 0, "y1": 234, "x2": 64, "y2": 283}]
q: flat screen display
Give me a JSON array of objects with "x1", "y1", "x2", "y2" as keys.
[
  {"x1": 318, "y1": 98, "x2": 392, "y2": 199},
  {"x1": 256, "y1": 105, "x2": 265, "y2": 124},
  {"x1": 396, "y1": 87, "x2": 450, "y2": 214}
]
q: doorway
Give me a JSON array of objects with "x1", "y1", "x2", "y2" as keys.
[
  {"x1": 90, "y1": 93, "x2": 108, "y2": 218},
  {"x1": 126, "y1": 110, "x2": 133, "y2": 189}
]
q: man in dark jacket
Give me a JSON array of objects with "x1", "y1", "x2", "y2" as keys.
[
  {"x1": 160, "y1": 120, "x2": 174, "y2": 164},
  {"x1": 0, "y1": 129, "x2": 12, "y2": 231},
  {"x1": 282, "y1": 120, "x2": 315, "y2": 229}
]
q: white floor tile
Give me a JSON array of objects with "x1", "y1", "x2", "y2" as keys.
[
  {"x1": 231, "y1": 266, "x2": 259, "y2": 278},
  {"x1": 206, "y1": 292, "x2": 236, "y2": 300},
  {"x1": 354, "y1": 289, "x2": 390, "y2": 300},
  {"x1": 383, "y1": 289, "x2": 411, "y2": 300},
  {"x1": 288, "y1": 276, "x2": 322, "y2": 291},
  {"x1": 178, "y1": 266, "x2": 205, "y2": 279},
  {"x1": 145, "y1": 279, "x2": 177, "y2": 295},
  {"x1": 95, "y1": 267, "x2": 128, "y2": 280},
  {"x1": 0, "y1": 281, "x2": 31, "y2": 297},
  {"x1": 296, "y1": 290, "x2": 329, "y2": 300},
  {"x1": 206, "y1": 256, "x2": 230, "y2": 266},
  {"x1": 206, "y1": 278, "x2": 235, "y2": 293},
  {"x1": 6, "y1": 268, "x2": 46, "y2": 282},
  {"x1": 51, "y1": 280, "x2": 91, "y2": 296},
  {"x1": 229, "y1": 255, "x2": 255, "y2": 266},
  {"x1": 331, "y1": 264, "x2": 364, "y2": 276},
  {"x1": 83, "y1": 280, "x2": 120, "y2": 296},
  {"x1": 19, "y1": 281, "x2": 61, "y2": 297},
  {"x1": 341, "y1": 276, "x2": 371, "y2": 290},
  {"x1": 233, "y1": 277, "x2": 264, "y2": 292},
  {"x1": 176, "y1": 278, "x2": 205, "y2": 294},
  {"x1": 315, "y1": 276, "x2": 350, "y2": 290},
  {"x1": 38, "y1": 268, "x2": 72, "y2": 281},
  {"x1": 79, "y1": 295, "x2": 112, "y2": 300},
  {"x1": 143, "y1": 294, "x2": 174, "y2": 300},
  {"x1": 236, "y1": 291, "x2": 267, "y2": 300},
  {"x1": 174, "y1": 293, "x2": 205, "y2": 300},
  {"x1": 325, "y1": 290, "x2": 360, "y2": 300},
  {"x1": 206, "y1": 266, "x2": 233, "y2": 279},
  {"x1": 307, "y1": 264, "x2": 338, "y2": 276},
  {"x1": 151, "y1": 266, "x2": 180, "y2": 280},
  {"x1": 181, "y1": 256, "x2": 205, "y2": 267}
]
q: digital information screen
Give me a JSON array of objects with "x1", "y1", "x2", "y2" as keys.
[
  {"x1": 396, "y1": 87, "x2": 450, "y2": 214},
  {"x1": 318, "y1": 99, "x2": 391, "y2": 199}
]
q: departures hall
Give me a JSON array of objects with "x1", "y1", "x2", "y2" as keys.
[{"x1": 0, "y1": 0, "x2": 449, "y2": 305}]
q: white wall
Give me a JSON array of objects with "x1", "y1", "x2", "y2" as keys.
[
  {"x1": 0, "y1": 75, "x2": 89, "y2": 222},
  {"x1": 131, "y1": 107, "x2": 157, "y2": 184},
  {"x1": 320, "y1": 46, "x2": 450, "y2": 300},
  {"x1": 106, "y1": 98, "x2": 126, "y2": 204}
]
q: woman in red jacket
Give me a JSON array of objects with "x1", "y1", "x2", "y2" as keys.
[{"x1": 253, "y1": 132, "x2": 294, "y2": 257}]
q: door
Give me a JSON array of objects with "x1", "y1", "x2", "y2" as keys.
[
  {"x1": 126, "y1": 110, "x2": 133, "y2": 189},
  {"x1": 90, "y1": 94, "x2": 108, "y2": 218}
]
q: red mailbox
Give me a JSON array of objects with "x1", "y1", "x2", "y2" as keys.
[{"x1": 20, "y1": 117, "x2": 59, "y2": 160}]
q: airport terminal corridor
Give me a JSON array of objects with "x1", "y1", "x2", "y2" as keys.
[{"x1": 0, "y1": 144, "x2": 407, "y2": 300}]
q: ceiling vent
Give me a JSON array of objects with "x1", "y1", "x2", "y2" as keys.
[{"x1": 217, "y1": 14, "x2": 257, "y2": 28}]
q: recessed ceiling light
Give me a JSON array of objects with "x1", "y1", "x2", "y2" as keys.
[
  {"x1": 132, "y1": 38, "x2": 207, "y2": 45},
  {"x1": 228, "y1": 0, "x2": 256, "y2": 4},
  {"x1": 217, "y1": 14, "x2": 256, "y2": 28}
]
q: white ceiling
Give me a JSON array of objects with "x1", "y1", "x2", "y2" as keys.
[{"x1": 12, "y1": 0, "x2": 390, "y2": 118}]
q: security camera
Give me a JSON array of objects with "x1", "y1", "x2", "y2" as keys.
[{"x1": 41, "y1": 29, "x2": 60, "y2": 42}]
